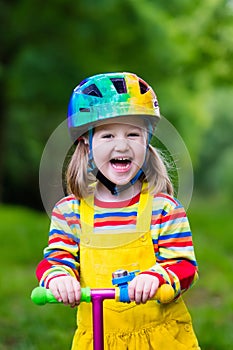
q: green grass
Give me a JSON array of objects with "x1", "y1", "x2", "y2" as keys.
[
  {"x1": 0, "y1": 205, "x2": 76, "y2": 350},
  {"x1": 0, "y1": 195, "x2": 232, "y2": 349},
  {"x1": 185, "y1": 194, "x2": 233, "y2": 350}
]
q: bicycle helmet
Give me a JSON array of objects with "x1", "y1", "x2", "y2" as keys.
[
  {"x1": 67, "y1": 72, "x2": 161, "y2": 195},
  {"x1": 67, "y1": 72, "x2": 160, "y2": 141}
]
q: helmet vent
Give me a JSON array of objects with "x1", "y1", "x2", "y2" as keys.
[
  {"x1": 139, "y1": 80, "x2": 149, "y2": 94},
  {"x1": 110, "y1": 78, "x2": 127, "y2": 94},
  {"x1": 79, "y1": 107, "x2": 91, "y2": 112},
  {"x1": 82, "y1": 84, "x2": 103, "y2": 97}
]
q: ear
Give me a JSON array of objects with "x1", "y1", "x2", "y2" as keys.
[{"x1": 75, "y1": 136, "x2": 89, "y2": 146}]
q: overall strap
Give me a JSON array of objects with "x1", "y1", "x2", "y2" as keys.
[
  {"x1": 79, "y1": 182, "x2": 153, "y2": 247},
  {"x1": 136, "y1": 182, "x2": 153, "y2": 234},
  {"x1": 80, "y1": 195, "x2": 94, "y2": 236}
]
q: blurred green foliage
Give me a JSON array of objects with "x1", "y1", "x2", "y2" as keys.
[
  {"x1": 195, "y1": 88, "x2": 233, "y2": 199},
  {"x1": 0, "y1": 0, "x2": 232, "y2": 208},
  {"x1": 0, "y1": 2, "x2": 232, "y2": 349}
]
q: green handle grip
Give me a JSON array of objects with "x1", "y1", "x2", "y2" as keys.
[{"x1": 31, "y1": 286, "x2": 91, "y2": 305}]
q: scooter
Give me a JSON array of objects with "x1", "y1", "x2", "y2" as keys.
[{"x1": 31, "y1": 269, "x2": 174, "y2": 350}]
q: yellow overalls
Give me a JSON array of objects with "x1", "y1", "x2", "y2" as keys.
[{"x1": 71, "y1": 188, "x2": 200, "y2": 350}]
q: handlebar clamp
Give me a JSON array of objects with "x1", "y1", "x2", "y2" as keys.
[{"x1": 112, "y1": 269, "x2": 139, "y2": 302}]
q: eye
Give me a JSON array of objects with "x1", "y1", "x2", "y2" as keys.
[
  {"x1": 128, "y1": 132, "x2": 140, "y2": 137},
  {"x1": 102, "y1": 133, "x2": 113, "y2": 139}
]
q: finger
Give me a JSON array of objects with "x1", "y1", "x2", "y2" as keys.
[
  {"x1": 67, "y1": 288, "x2": 76, "y2": 305},
  {"x1": 58, "y1": 282, "x2": 69, "y2": 304},
  {"x1": 128, "y1": 279, "x2": 137, "y2": 301},
  {"x1": 66, "y1": 278, "x2": 81, "y2": 306},
  {"x1": 65, "y1": 278, "x2": 78, "y2": 305},
  {"x1": 141, "y1": 279, "x2": 153, "y2": 303},
  {"x1": 71, "y1": 279, "x2": 81, "y2": 304},
  {"x1": 49, "y1": 282, "x2": 63, "y2": 303},
  {"x1": 149, "y1": 280, "x2": 159, "y2": 299},
  {"x1": 134, "y1": 279, "x2": 145, "y2": 304},
  {"x1": 135, "y1": 286, "x2": 144, "y2": 304}
]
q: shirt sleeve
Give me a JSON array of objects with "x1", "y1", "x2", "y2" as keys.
[
  {"x1": 36, "y1": 198, "x2": 80, "y2": 288},
  {"x1": 145, "y1": 194, "x2": 198, "y2": 299}
]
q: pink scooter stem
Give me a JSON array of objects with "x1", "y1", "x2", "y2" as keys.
[
  {"x1": 31, "y1": 270, "x2": 174, "y2": 350},
  {"x1": 90, "y1": 289, "x2": 115, "y2": 350}
]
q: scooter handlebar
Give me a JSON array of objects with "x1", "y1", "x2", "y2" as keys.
[{"x1": 31, "y1": 283, "x2": 174, "y2": 306}]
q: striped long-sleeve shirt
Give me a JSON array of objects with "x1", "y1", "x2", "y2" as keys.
[{"x1": 36, "y1": 192, "x2": 198, "y2": 298}]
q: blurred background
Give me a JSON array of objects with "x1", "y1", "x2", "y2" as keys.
[{"x1": 0, "y1": 0, "x2": 232, "y2": 349}]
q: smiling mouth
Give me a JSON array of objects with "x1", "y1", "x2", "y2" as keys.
[{"x1": 110, "y1": 158, "x2": 132, "y2": 170}]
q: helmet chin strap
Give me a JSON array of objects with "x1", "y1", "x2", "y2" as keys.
[
  {"x1": 88, "y1": 126, "x2": 151, "y2": 196},
  {"x1": 92, "y1": 167, "x2": 144, "y2": 196}
]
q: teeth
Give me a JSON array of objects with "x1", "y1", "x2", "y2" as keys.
[{"x1": 113, "y1": 158, "x2": 129, "y2": 161}]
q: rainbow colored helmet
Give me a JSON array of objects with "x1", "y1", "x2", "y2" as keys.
[{"x1": 67, "y1": 72, "x2": 160, "y2": 140}]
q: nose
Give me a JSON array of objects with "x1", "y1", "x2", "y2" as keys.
[{"x1": 114, "y1": 137, "x2": 129, "y2": 152}]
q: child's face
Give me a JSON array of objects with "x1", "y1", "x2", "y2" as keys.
[{"x1": 92, "y1": 117, "x2": 148, "y2": 186}]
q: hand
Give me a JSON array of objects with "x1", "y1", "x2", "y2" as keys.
[
  {"x1": 128, "y1": 274, "x2": 159, "y2": 304},
  {"x1": 49, "y1": 276, "x2": 81, "y2": 308}
]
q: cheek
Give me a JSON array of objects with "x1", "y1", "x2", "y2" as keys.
[
  {"x1": 92, "y1": 142, "x2": 108, "y2": 168},
  {"x1": 133, "y1": 143, "x2": 147, "y2": 166}
]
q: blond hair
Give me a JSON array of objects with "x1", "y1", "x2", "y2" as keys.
[{"x1": 66, "y1": 140, "x2": 174, "y2": 199}]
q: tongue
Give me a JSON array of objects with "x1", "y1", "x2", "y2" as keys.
[{"x1": 111, "y1": 160, "x2": 130, "y2": 169}]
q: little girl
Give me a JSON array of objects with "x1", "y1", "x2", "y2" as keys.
[{"x1": 36, "y1": 72, "x2": 200, "y2": 349}]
